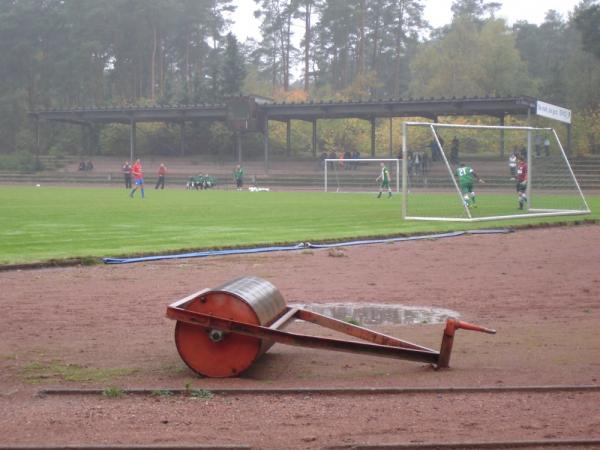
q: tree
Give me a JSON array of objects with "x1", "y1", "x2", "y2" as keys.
[
  {"x1": 254, "y1": 0, "x2": 298, "y2": 91},
  {"x1": 289, "y1": 0, "x2": 320, "y2": 92},
  {"x1": 385, "y1": 0, "x2": 427, "y2": 97},
  {"x1": 514, "y1": 11, "x2": 569, "y2": 104},
  {"x1": 313, "y1": 0, "x2": 358, "y2": 90},
  {"x1": 409, "y1": 18, "x2": 533, "y2": 98},
  {"x1": 574, "y1": 1, "x2": 600, "y2": 60},
  {"x1": 221, "y1": 33, "x2": 246, "y2": 95},
  {"x1": 451, "y1": 0, "x2": 501, "y2": 22}
]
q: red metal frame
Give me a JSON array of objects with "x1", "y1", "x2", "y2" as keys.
[{"x1": 166, "y1": 295, "x2": 495, "y2": 370}]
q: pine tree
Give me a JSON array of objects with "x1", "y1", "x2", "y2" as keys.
[{"x1": 221, "y1": 32, "x2": 246, "y2": 96}]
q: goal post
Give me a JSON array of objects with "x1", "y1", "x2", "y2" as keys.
[
  {"x1": 401, "y1": 121, "x2": 591, "y2": 222},
  {"x1": 324, "y1": 158, "x2": 400, "y2": 193}
]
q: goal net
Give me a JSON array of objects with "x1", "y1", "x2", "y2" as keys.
[
  {"x1": 402, "y1": 122, "x2": 591, "y2": 221},
  {"x1": 324, "y1": 158, "x2": 400, "y2": 193}
]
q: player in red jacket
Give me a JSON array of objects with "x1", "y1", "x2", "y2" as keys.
[{"x1": 129, "y1": 159, "x2": 145, "y2": 199}]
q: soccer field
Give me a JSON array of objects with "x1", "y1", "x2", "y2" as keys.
[{"x1": 1, "y1": 186, "x2": 598, "y2": 265}]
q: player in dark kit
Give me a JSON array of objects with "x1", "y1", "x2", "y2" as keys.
[{"x1": 516, "y1": 153, "x2": 528, "y2": 210}]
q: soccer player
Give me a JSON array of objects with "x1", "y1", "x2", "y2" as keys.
[
  {"x1": 129, "y1": 159, "x2": 145, "y2": 199},
  {"x1": 376, "y1": 162, "x2": 392, "y2": 198},
  {"x1": 516, "y1": 153, "x2": 528, "y2": 210},
  {"x1": 456, "y1": 163, "x2": 484, "y2": 208},
  {"x1": 233, "y1": 164, "x2": 244, "y2": 190}
]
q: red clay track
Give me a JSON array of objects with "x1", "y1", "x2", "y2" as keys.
[{"x1": 1, "y1": 225, "x2": 600, "y2": 449}]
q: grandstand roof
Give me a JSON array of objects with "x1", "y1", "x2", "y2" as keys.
[{"x1": 30, "y1": 95, "x2": 538, "y2": 125}]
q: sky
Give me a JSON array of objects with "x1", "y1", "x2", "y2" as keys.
[{"x1": 228, "y1": 0, "x2": 582, "y2": 42}]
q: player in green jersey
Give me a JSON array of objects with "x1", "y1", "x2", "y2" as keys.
[
  {"x1": 456, "y1": 163, "x2": 484, "y2": 207},
  {"x1": 376, "y1": 162, "x2": 392, "y2": 198},
  {"x1": 233, "y1": 164, "x2": 244, "y2": 190}
]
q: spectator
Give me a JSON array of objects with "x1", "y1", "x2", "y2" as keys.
[
  {"x1": 508, "y1": 150, "x2": 517, "y2": 180},
  {"x1": 421, "y1": 151, "x2": 430, "y2": 175},
  {"x1": 319, "y1": 152, "x2": 327, "y2": 170},
  {"x1": 414, "y1": 151, "x2": 422, "y2": 175},
  {"x1": 520, "y1": 146, "x2": 527, "y2": 161},
  {"x1": 430, "y1": 136, "x2": 444, "y2": 162},
  {"x1": 344, "y1": 150, "x2": 352, "y2": 170},
  {"x1": 328, "y1": 150, "x2": 336, "y2": 170},
  {"x1": 407, "y1": 151, "x2": 414, "y2": 176},
  {"x1": 544, "y1": 137, "x2": 550, "y2": 157},
  {"x1": 450, "y1": 136, "x2": 460, "y2": 164},
  {"x1": 122, "y1": 161, "x2": 132, "y2": 189},
  {"x1": 78, "y1": 161, "x2": 86, "y2": 171},
  {"x1": 352, "y1": 150, "x2": 360, "y2": 170},
  {"x1": 85, "y1": 160, "x2": 93, "y2": 171},
  {"x1": 535, "y1": 134, "x2": 542, "y2": 157},
  {"x1": 155, "y1": 163, "x2": 167, "y2": 189}
]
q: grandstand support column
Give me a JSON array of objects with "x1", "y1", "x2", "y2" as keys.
[
  {"x1": 389, "y1": 117, "x2": 393, "y2": 157},
  {"x1": 236, "y1": 131, "x2": 242, "y2": 163},
  {"x1": 33, "y1": 116, "x2": 40, "y2": 168},
  {"x1": 312, "y1": 119, "x2": 317, "y2": 157},
  {"x1": 371, "y1": 118, "x2": 376, "y2": 156},
  {"x1": 286, "y1": 119, "x2": 291, "y2": 157},
  {"x1": 129, "y1": 119, "x2": 136, "y2": 161},
  {"x1": 180, "y1": 122, "x2": 186, "y2": 157},
  {"x1": 499, "y1": 115, "x2": 505, "y2": 158},
  {"x1": 263, "y1": 120, "x2": 270, "y2": 174}
]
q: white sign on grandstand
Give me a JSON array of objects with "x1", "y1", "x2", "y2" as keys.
[{"x1": 536, "y1": 100, "x2": 572, "y2": 124}]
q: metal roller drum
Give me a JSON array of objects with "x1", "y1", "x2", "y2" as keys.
[{"x1": 174, "y1": 276, "x2": 287, "y2": 377}]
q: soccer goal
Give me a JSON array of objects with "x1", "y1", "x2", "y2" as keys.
[
  {"x1": 401, "y1": 122, "x2": 591, "y2": 222},
  {"x1": 324, "y1": 158, "x2": 400, "y2": 193}
]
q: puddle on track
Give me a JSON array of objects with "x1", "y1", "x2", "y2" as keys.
[{"x1": 291, "y1": 303, "x2": 459, "y2": 326}]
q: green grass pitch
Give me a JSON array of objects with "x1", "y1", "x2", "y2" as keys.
[{"x1": 0, "y1": 186, "x2": 597, "y2": 265}]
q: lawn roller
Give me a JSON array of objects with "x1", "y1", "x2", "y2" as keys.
[{"x1": 166, "y1": 276, "x2": 496, "y2": 377}]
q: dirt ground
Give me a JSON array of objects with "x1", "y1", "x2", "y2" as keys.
[{"x1": 1, "y1": 225, "x2": 600, "y2": 449}]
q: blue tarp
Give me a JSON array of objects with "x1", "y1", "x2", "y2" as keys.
[{"x1": 102, "y1": 228, "x2": 513, "y2": 265}]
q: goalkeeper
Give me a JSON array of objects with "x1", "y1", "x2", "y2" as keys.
[
  {"x1": 456, "y1": 163, "x2": 484, "y2": 207},
  {"x1": 376, "y1": 162, "x2": 392, "y2": 198}
]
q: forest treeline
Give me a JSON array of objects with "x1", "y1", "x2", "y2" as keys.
[{"x1": 1, "y1": 0, "x2": 600, "y2": 168}]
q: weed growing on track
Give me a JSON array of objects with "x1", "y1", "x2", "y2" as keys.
[{"x1": 102, "y1": 386, "x2": 124, "y2": 398}]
